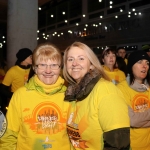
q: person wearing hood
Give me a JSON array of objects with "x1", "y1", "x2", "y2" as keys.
[
  {"x1": 117, "y1": 50, "x2": 150, "y2": 150},
  {"x1": 0, "y1": 48, "x2": 32, "y2": 113}
]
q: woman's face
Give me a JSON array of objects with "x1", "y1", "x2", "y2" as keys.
[
  {"x1": 103, "y1": 51, "x2": 116, "y2": 67},
  {"x1": 132, "y1": 59, "x2": 149, "y2": 83},
  {"x1": 35, "y1": 59, "x2": 60, "y2": 85},
  {"x1": 66, "y1": 47, "x2": 92, "y2": 83}
]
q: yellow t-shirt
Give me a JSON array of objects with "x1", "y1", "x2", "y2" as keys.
[
  {"x1": 2, "y1": 65, "x2": 30, "y2": 92},
  {"x1": 67, "y1": 78, "x2": 130, "y2": 150},
  {"x1": 117, "y1": 80, "x2": 150, "y2": 150},
  {"x1": 0, "y1": 68, "x2": 5, "y2": 83},
  {"x1": 0, "y1": 76, "x2": 73, "y2": 150},
  {"x1": 103, "y1": 66, "x2": 126, "y2": 85},
  {"x1": 124, "y1": 58, "x2": 128, "y2": 65}
]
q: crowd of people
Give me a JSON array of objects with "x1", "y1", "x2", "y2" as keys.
[{"x1": 0, "y1": 42, "x2": 150, "y2": 150}]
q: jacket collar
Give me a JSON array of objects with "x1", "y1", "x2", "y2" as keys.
[{"x1": 64, "y1": 69, "x2": 101, "y2": 102}]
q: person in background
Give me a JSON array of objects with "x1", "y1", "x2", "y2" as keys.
[
  {"x1": 101, "y1": 47, "x2": 126, "y2": 85},
  {"x1": 0, "y1": 48, "x2": 32, "y2": 114},
  {"x1": 63, "y1": 41, "x2": 130, "y2": 150},
  {"x1": 0, "y1": 60, "x2": 6, "y2": 111},
  {"x1": 117, "y1": 50, "x2": 150, "y2": 150},
  {"x1": 117, "y1": 47, "x2": 128, "y2": 64},
  {"x1": 142, "y1": 44, "x2": 150, "y2": 57},
  {"x1": 0, "y1": 43, "x2": 73, "y2": 150},
  {"x1": 116, "y1": 56, "x2": 127, "y2": 77},
  {"x1": 0, "y1": 60, "x2": 6, "y2": 83}
]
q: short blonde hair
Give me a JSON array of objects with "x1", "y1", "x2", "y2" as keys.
[
  {"x1": 32, "y1": 42, "x2": 62, "y2": 67},
  {"x1": 63, "y1": 41, "x2": 110, "y2": 84}
]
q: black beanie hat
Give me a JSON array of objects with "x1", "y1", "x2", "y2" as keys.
[
  {"x1": 142, "y1": 45, "x2": 150, "y2": 52},
  {"x1": 127, "y1": 50, "x2": 149, "y2": 74},
  {"x1": 16, "y1": 48, "x2": 32, "y2": 62}
]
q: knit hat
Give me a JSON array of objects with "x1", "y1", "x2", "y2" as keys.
[
  {"x1": 142, "y1": 45, "x2": 150, "y2": 52},
  {"x1": 127, "y1": 50, "x2": 149, "y2": 73},
  {"x1": 16, "y1": 48, "x2": 32, "y2": 62}
]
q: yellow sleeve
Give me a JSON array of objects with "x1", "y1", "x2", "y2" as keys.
[
  {"x1": 2, "y1": 68, "x2": 14, "y2": 86},
  {"x1": 0, "y1": 91, "x2": 21, "y2": 149},
  {"x1": 0, "y1": 128, "x2": 18, "y2": 149},
  {"x1": 117, "y1": 82, "x2": 131, "y2": 106},
  {"x1": 97, "y1": 82, "x2": 130, "y2": 132}
]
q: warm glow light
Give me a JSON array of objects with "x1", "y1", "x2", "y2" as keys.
[
  {"x1": 100, "y1": 16, "x2": 103, "y2": 18},
  {"x1": 2, "y1": 36, "x2": 5, "y2": 38},
  {"x1": 85, "y1": 24, "x2": 88, "y2": 27},
  {"x1": 62, "y1": 12, "x2": 65, "y2": 15},
  {"x1": 37, "y1": 30, "x2": 39, "y2": 33},
  {"x1": 65, "y1": 20, "x2": 67, "y2": 23},
  {"x1": 110, "y1": 1, "x2": 113, "y2": 4},
  {"x1": 128, "y1": 12, "x2": 131, "y2": 14},
  {"x1": 43, "y1": 33, "x2": 45, "y2": 35},
  {"x1": 37, "y1": 37, "x2": 39, "y2": 40},
  {"x1": 99, "y1": 23, "x2": 101, "y2": 25},
  {"x1": 139, "y1": 12, "x2": 141, "y2": 15},
  {"x1": 38, "y1": 7, "x2": 41, "y2": 10},
  {"x1": 115, "y1": 16, "x2": 118, "y2": 18},
  {"x1": 61, "y1": 33, "x2": 63, "y2": 35},
  {"x1": 68, "y1": 30, "x2": 72, "y2": 34},
  {"x1": 76, "y1": 23, "x2": 79, "y2": 26},
  {"x1": 120, "y1": 9, "x2": 123, "y2": 12},
  {"x1": 128, "y1": 15, "x2": 131, "y2": 17},
  {"x1": 132, "y1": 8, "x2": 135, "y2": 11},
  {"x1": 83, "y1": 14, "x2": 86, "y2": 17},
  {"x1": 51, "y1": 15, "x2": 54, "y2": 17},
  {"x1": 134, "y1": 13, "x2": 137, "y2": 15},
  {"x1": 110, "y1": 5, "x2": 112, "y2": 8}
]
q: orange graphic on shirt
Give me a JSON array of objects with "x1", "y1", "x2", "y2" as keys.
[
  {"x1": 115, "y1": 75, "x2": 119, "y2": 82},
  {"x1": 132, "y1": 94, "x2": 150, "y2": 112},
  {"x1": 67, "y1": 105, "x2": 89, "y2": 149},
  {"x1": 24, "y1": 102, "x2": 66, "y2": 134},
  {"x1": 24, "y1": 74, "x2": 29, "y2": 84}
]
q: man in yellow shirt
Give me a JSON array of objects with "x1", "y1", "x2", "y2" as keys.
[{"x1": 0, "y1": 48, "x2": 32, "y2": 114}]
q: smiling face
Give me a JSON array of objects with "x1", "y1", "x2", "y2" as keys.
[
  {"x1": 34, "y1": 59, "x2": 61, "y2": 85},
  {"x1": 66, "y1": 47, "x2": 92, "y2": 83},
  {"x1": 132, "y1": 59, "x2": 149, "y2": 83}
]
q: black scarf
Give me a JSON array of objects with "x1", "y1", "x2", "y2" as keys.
[
  {"x1": 18, "y1": 64, "x2": 31, "y2": 69},
  {"x1": 64, "y1": 69, "x2": 101, "y2": 102}
]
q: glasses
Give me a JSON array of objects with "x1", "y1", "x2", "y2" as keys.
[{"x1": 36, "y1": 64, "x2": 60, "y2": 70}]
